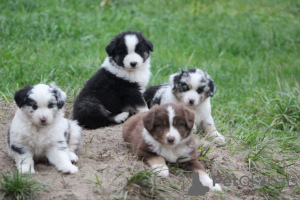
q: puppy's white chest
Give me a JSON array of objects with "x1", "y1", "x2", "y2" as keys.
[
  {"x1": 27, "y1": 130, "x2": 52, "y2": 155},
  {"x1": 142, "y1": 129, "x2": 194, "y2": 163},
  {"x1": 156, "y1": 145, "x2": 193, "y2": 163},
  {"x1": 17, "y1": 124, "x2": 58, "y2": 157}
]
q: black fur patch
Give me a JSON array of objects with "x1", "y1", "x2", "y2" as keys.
[
  {"x1": 187, "y1": 68, "x2": 197, "y2": 73},
  {"x1": 178, "y1": 82, "x2": 190, "y2": 93},
  {"x1": 11, "y1": 144, "x2": 25, "y2": 154},
  {"x1": 172, "y1": 70, "x2": 189, "y2": 91},
  {"x1": 48, "y1": 102, "x2": 55, "y2": 108},
  {"x1": 143, "y1": 85, "x2": 163, "y2": 108},
  {"x1": 197, "y1": 86, "x2": 205, "y2": 94},
  {"x1": 51, "y1": 89, "x2": 65, "y2": 109},
  {"x1": 14, "y1": 85, "x2": 33, "y2": 108},
  {"x1": 24, "y1": 98, "x2": 37, "y2": 110},
  {"x1": 64, "y1": 131, "x2": 70, "y2": 143},
  {"x1": 208, "y1": 79, "x2": 215, "y2": 97},
  {"x1": 73, "y1": 68, "x2": 147, "y2": 129},
  {"x1": 135, "y1": 34, "x2": 153, "y2": 61},
  {"x1": 152, "y1": 97, "x2": 162, "y2": 107}
]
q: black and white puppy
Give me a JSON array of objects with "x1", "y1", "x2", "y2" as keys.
[
  {"x1": 73, "y1": 31, "x2": 153, "y2": 129},
  {"x1": 7, "y1": 83, "x2": 82, "y2": 174},
  {"x1": 144, "y1": 69, "x2": 225, "y2": 144}
]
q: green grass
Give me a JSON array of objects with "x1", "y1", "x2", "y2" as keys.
[
  {"x1": 0, "y1": 171, "x2": 46, "y2": 200},
  {"x1": 0, "y1": 0, "x2": 299, "y2": 199}
]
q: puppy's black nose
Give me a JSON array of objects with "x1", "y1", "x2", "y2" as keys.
[
  {"x1": 40, "y1": 117, "x2": 47, "y2": 123},
  {"x1": 167, "y1": 136, "x2": 175, "y2": 144},
  {"x1": 130, "y1": 62, "x2": 137, "y2": 67},
  {"x1": 189, "y1": 99, "x2": 195, "y2": 105}
]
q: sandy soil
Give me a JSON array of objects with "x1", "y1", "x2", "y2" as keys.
[{"x1": 0, "y1": 102, "x2": 297, "y2": 200}]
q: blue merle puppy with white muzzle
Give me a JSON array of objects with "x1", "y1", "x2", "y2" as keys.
[{"x1": 7, "y1": 83, "x2": 82, "y2": 174}]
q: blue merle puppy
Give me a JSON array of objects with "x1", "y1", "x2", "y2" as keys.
[
  {"x1": 7, "y1": 83, "x2": 82, "y2": 174},
  {"x1": 144, "y1": 69, "x2": 225, "y2": 144}
]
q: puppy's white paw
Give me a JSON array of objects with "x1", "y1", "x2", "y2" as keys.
[
  {"x1": 152, "y1": 164, "x2": 169, "y2": 177},
  {"x1": 59, "y1": 164, "x2": 78, "y2": 174},
  {"x1": 199, "y1": 174, "x2": 222, "y2": 192},
  {"x1": 69, "y1": 152, "x2": 79, "y2": 163},
  {"x1": 210, "y1": 183, "x2": 222, "y2": 191},
  {"x1": 19, "y1": 164, "x2": 35, "y2": 174},
  {"x1": 138, "y1": 106, "x2": 149, "y2": 113},
  {"x1": 210, "y1": 131, "x2": 225, "y2": 145},
  {"x1": 114, "y1": 112, "x2": 130, "y2": 123}
]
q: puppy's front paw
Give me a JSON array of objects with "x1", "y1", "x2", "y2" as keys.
[
  {"x1": 59, "y1": 164, "x2": 78, "y2": 174},
  {"x1": 152, "y1": 164, "x2": 169, "y2": 177},
  {"x1": 114, "y1": 112, "x2": 130, "y2": 123},
  {"x1": 69, "y1": 152, "x2": 79, "y2": 163},
  {"x1": 210, "y1": 183, "x2": 222, "y2": 191},
  {"x1": 210, "y1": 131, "x2": 225, "y2": 145},
  {"x1": 19, "y1": 164, "x2": 35, "y2": 174},
  {"x1": 137, "y1": 106, "x2": 149, "y2": 113},
  {"x1": 199, "y1": 174, "x2": 222, "y2": 192}
]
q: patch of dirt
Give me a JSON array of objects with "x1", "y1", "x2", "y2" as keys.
[{"x1": 0, "y1": 102, "x2": 297, "y2": 200}]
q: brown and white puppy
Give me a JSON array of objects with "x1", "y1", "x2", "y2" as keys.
[{"x1": 122, "y1": 103, "x2": 222, "y2": 191}]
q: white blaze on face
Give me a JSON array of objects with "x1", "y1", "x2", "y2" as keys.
[
  {"x1": 125, "y1": 34, "x2": 138, "y2": 52},
  {"x1": 182, "y1": 73, "x2": 205, "y2": 107},
  {"x1": 124, "y1": 34, "x2": 143, "y2": 70},
  {"x1": 166, "y1": 106, "x2": 181, "y2": 146}
]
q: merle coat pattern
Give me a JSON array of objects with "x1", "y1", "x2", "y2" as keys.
[{"x1": 8, "y1": 83, "x2": 82, "y2": 174}]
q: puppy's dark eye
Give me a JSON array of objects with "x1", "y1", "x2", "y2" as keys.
[
  {"x1": 197, "y1": 86, "x2": 205, "y2": 94},
  {"x1": 174, "y1": 122, "x2": 185, "y2": 127},
  {"x1": 156, "y1": 124, "x2": 164, "y2": 128},
  {"x1": 181, "y1": 84, "x2": 189, "y2": 92},
  {"x1": 136, "y1": 43, "x2": 148, "y2": 53},
  {"x1": 48, "y1": 103, "x2": 55, "y2": 108},
  {"x1": 116, "y1": 48, "x2": 126, "y2": 55},
  {"x1": 32, "y1": 104, "x2": 38, "y2": 110},
  {"x1": 155, "y1": 122, "x2": 166, "y2": 129}
]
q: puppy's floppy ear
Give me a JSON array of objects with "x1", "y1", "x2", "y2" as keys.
[
  {"x1": 49, "y1": 82, "x2": 66, "y2": 109},
  {"x1": 105, "y1": 36, "x2": 118, "y2": 56},
  {"x1": 143, "y1": 105, "x2": 158, "y2": 132},
  {"x1": 183, "y1": 106, "x2": 195, "y2": 130},
  {"x1": 140, "y1": 33, "x2": 153, "y2": 52},
  {"x1": 205, "y1": 74, "x2": 215, "y2": 97},
  {"x1": 14, "y1": 85, "x2": 33, "y2": 108},
  {"x1": 208, "y1": 79, "x2": 215, "y2": 97},
  {"x1": 170, "y1": 70, "x2": 186, "y2": 91}
]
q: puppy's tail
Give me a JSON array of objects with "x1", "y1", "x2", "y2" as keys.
[
  {"x1": 67, "y1": 120, "x2": 82, "y2": 155},
  {"x1": 73, "y1": 99, "x2": 112, "y2": 129}
]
